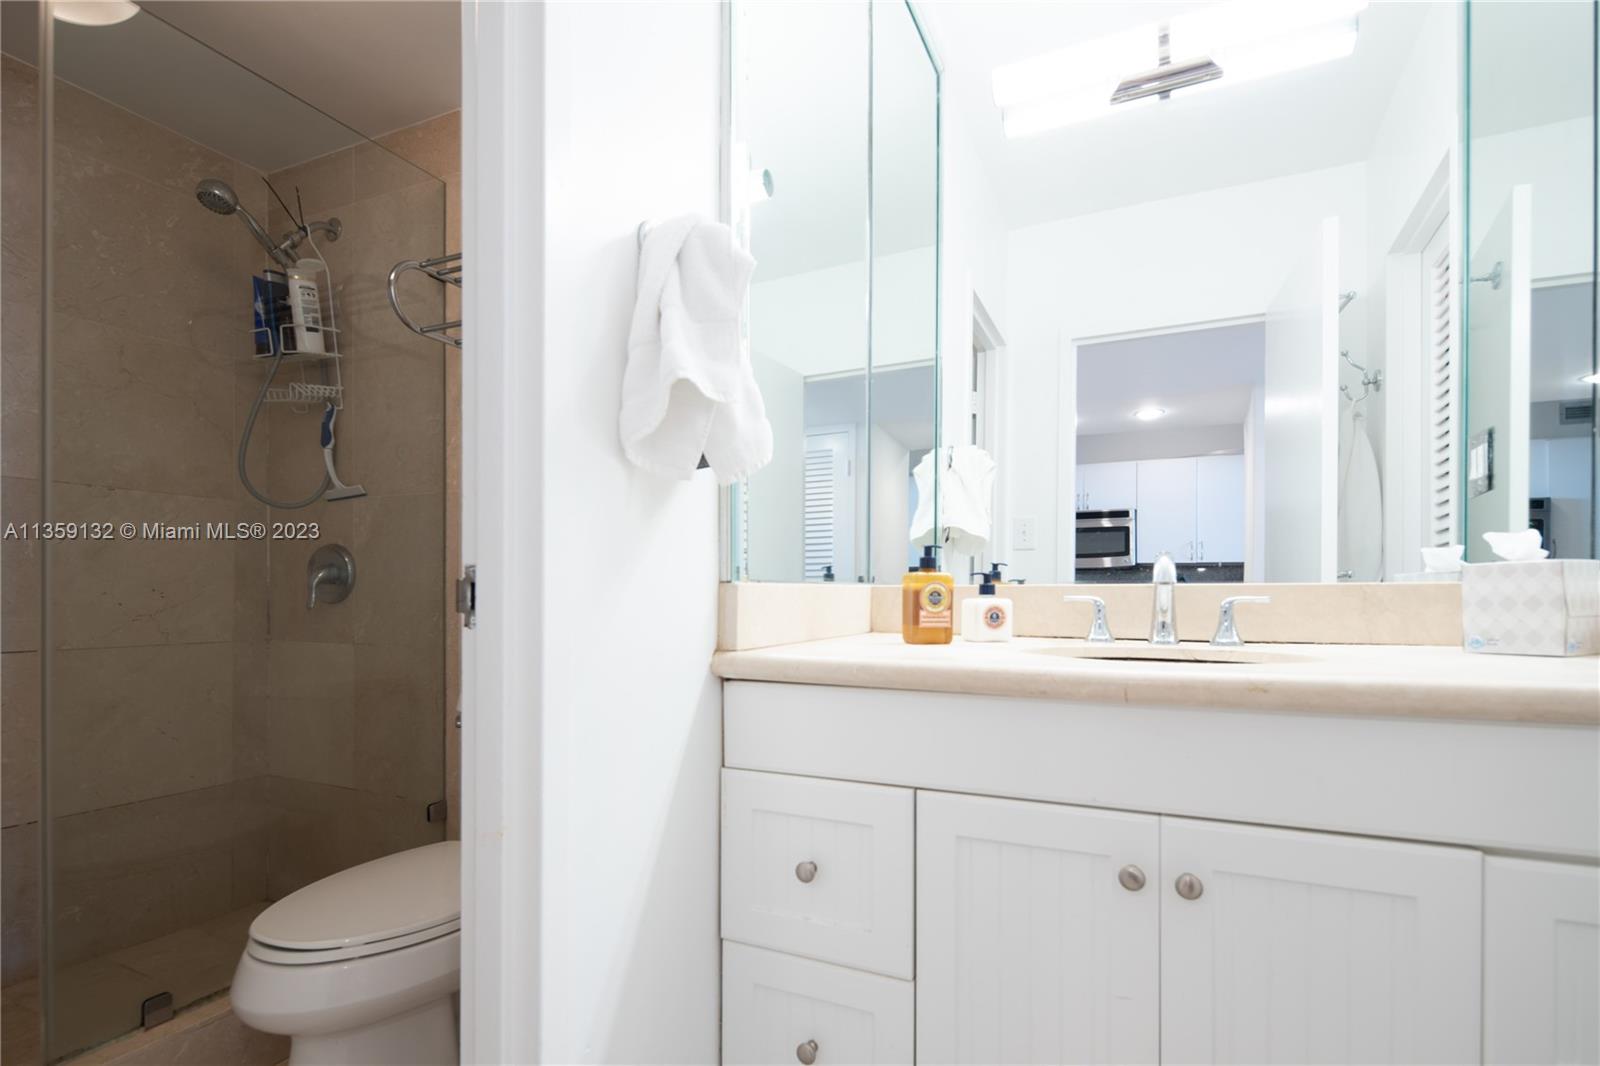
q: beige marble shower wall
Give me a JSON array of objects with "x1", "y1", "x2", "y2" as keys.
[
  {"x1": 3, "y1": 53, "x2": 278, "y2": 1060},
  {"x1": 259, "y1": 126, "x2": 451, "y2": 892}
]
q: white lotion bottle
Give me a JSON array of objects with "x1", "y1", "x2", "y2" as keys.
[
  {"x1": 286, "y1": 258, "x2": 326, "y2": 354},
  {"x1": 961, "y1": 564, "x2": 1014, "y2": 642}
]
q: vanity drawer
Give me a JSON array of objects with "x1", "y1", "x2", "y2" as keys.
[
  {"x1": 722, "y1": 768, "x2": 914, "y2": 978},
  {"x1": 723, "y1": 941, "x2": 914, "y2": 1066}
]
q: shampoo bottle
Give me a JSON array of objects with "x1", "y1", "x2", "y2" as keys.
[
  {"x1": 286, "y1": 259, "x2": 326, "y2": 354},
  {"x1": 902, "y1": 545, "x2": 953, "y2": 644},
  {"x1": 962, "y1": 563, "x2": 1013, "y2": 642}
]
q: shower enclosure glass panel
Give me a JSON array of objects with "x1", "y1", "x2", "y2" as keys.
[{"x1": 11, "y1": 6, "x2": 449, "y2": 1059}]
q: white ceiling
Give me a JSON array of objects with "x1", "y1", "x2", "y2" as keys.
[
  {"x1": 142, "y1": 1, "x2": 460, "y2": 141},
  {"x1": 1077, "y1": 321, "x2": 1264, "y2": 435},
  {"x1": 919, "y1": 0, "x2": 1434, "y2": 228},
  {"x1": 0, "y1": 1, "x2": 458, "y2": 172}
]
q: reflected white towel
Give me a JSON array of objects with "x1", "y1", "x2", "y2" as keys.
[
  {"x1": 909, "y1": 445, "x2": 996, "y2": 556},
  {"x1": 621, "y1": 216, "x2": 770, "y2": 484},
  {"x1": 1337, "y1": 404, "x2": 1382, "y2": 580}
]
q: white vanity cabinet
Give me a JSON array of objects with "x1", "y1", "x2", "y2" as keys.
[
  {"x1": 915, "y1": 793, "x2": 1161, "y2": 1065},
  {"x1": 1484, "y1": 858, "x2": 1600, "y2": 1064},
  {"x1": 1160, "y1": 818, "x2": 1482, "y2": 1065},
  {"x1": 719, "y1": 681, "x2": 1600, "y2": 1066}
]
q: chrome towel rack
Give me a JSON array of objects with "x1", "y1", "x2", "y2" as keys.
[{"x1": 388, "y1": 252, "x2": 462, "y2": 348}]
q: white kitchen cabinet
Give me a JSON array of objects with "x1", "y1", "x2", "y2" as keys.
[
  {"x1": 722, "y1": 768, "x2": 914, "y2": 978},
  {"x1": 723, "y1": 941, "x2": 914, "y2": 1066},
  {"x1": 1160, "y1": 817, "x2": 1482, "y2": 1065},
  {"x1": 1076, "y1": 461, "x2": 1138, "y2": 513},
  {"x1": 1484, "y1": 857, "x2": 1600, "y2": 1065},
  {"x1": 1135, "y1": 457, "x2": 1198, "y2": 562},
  {"x1": 915, "y1": 792, "x2": 1159, "y2": 1065},
  {"x1": 1194, "y1": 454, "x2": 1245, "y2": 562}
]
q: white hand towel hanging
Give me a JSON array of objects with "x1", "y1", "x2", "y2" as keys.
[
  {"x1": 621, "y1": 215, "x2": 771, "y2": 484},
  {"x1": 909, "y1": 445, "x2": 996, "y2": 556}
]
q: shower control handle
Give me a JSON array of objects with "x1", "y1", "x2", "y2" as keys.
[{"x1": 307, "y1": 545, "x2": 356, "y2": 609}]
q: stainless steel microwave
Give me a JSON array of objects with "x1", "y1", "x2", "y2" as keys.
[{"x1": 1076, "y1": 509, "x2": 1136, "y2": 569}]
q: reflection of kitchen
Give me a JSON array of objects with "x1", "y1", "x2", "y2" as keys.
[
  {"x1": 1073, "y1": 324, "x2": 1259, "y2": 583},
  {"x1": 1528, "y1": 282, "x2": 1596, "y2": 559}
]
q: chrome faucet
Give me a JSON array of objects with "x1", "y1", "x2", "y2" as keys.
[
  {"x1": 1211, "y1": 595, "x2": 1272, "y2": 647},
  {"x1": 1149, "y1": 552, "x2": 1178, "y2": 645}
]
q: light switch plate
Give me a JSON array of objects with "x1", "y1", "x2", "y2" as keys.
[{"x1": 1012, "y1": 516, "x2": 1036, "y2": 550}]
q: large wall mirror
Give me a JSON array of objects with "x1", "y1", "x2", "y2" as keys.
[
  {"x1": 732, "y1": 0, "x2": 1597, "y2": 586},
  {"x1": 732, "y1": 0, "x2": 940, "y2": 584},
  {"x1": 1464, "y1": 1, "x2": 1597, "y2": 564}
]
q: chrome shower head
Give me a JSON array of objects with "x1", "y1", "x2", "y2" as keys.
[
  {"x1": 195, "y1": 178, "x2": 239, "y2": 215},
  {"x1": 196, "y1": 177, "x2": 299, "y2": 268}
]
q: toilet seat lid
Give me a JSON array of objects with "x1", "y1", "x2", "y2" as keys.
[{"x1": 251, "y1": 841, "x2": 460, "y2": 951}]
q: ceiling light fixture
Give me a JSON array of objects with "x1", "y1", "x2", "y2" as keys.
[
  {"x1": 994, "y1": 0, "x2": 1367, "y2": 138},
  {"x1": 52, "y1": 0, "x2": 139, "y2": 26},
  {"x1": 1132, "y1": 406, "x2": 1167, "y2": 422}
]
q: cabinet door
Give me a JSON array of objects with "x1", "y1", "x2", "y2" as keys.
[
  {"x1": 916, "y1": 792, "x2": 1160, "y2": 1064},
  {"x1": 1135, "y1": 458, "x2": 1198, "y2": 563},
  {"x1": 723, "y1": 941, "x2": 914, "y2": 1066},
  {"x1": 1160, "y1": 817, "x2": 1481, "y2": 1065},
  {"x1": 722, "y1": 769, "x2": 914, "y2": 978},
  {"x1": 1484, "y1": 857, "x2": 1599, "y2": 1065},
  {"x1": 1194, "y1": 454, "x2": 1245, "y2": 563},
  {"x1": 1081, "y1": 461, "x2": 1138, "y2": 513}
]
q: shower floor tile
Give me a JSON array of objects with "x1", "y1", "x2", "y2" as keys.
[{"x1": 1, "y1": 900, "x2": 271, "y2": 1063}]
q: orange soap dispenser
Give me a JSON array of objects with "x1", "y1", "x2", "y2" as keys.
[{"x1": 902, "y1": 545, "x2": 954, "y2": 644}]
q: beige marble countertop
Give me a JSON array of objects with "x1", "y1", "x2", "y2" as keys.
[{"x1": 712, "y1": 633, "x2": 1600, "y2": 724}]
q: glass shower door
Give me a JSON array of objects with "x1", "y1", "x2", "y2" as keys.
[{"x1": 2, "y1": 5, "x2": 452, "y2": 1059}]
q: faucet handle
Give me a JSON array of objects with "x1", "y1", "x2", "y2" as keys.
[
  {"x1": 1063, "y1": 595, "x2": 1114, "y2": 644},
  {"x1": 1211, "y1": 595, "x2": 1271, "y2": 647}
]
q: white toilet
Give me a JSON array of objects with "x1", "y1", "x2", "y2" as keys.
[{"x1": 231, "y1": 841, "x2": 461, "y2": 1066}]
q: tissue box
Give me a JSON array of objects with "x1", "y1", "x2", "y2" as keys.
[{"x1": 1462, "y1": 559, "x2": 1600, "y2": 656}]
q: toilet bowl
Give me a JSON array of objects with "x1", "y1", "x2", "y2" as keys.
[{"x1": 231, "y1": 841, "x2": 460, "y2": 1066}]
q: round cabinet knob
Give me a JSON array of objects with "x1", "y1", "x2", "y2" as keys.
[
  {"x1": 795, "y1": 861, "x2": 818, "y2": 884},
  {"x1": 796, "y1": 1039, "x2": 819, "y2": 1065},
  {"x1": 1175, "y1": 873, "x2": 1204, "y2": 900},
  {"x1": 1117, "y1": 864, "x2": 1147, "y2": 892}
]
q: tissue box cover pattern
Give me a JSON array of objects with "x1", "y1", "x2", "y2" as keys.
[{"x1": 1462, "y1": 559, "x2": 1600, "y2": 656}]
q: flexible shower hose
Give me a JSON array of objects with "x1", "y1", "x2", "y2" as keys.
[{"x1": 237, "y1": 345, "x2": 331, "y2": 510}]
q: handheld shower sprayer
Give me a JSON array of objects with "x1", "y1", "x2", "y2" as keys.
[{"x1": 194, "y1": 177, "x2": 341, "y2": 270}]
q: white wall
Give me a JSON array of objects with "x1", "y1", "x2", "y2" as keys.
[
  {"x1": 1472, "y1": 117, "x2": 1596, "y2": 282},
  {"x1": 1076, "y1": 424, "x2": 1244, "y2": 465},
  {"x1": 750, "y1": 247, "x2": 932, "y2": 378},
  {"x1": 746, "y1": 352, "x2": 804, "y2": 580},
  {"x1": 1002, "y1": 162, "x2": 1367, "y2": 582},
  {"x1": 464, "y1": 2, "x2": 723, "y2": 1061}
]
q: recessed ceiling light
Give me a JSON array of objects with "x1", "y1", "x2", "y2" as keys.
[
  {"x1": 1581, "y1": 372, "x2": 1600, "y2": 386},
  {"x1": 53, "y1": 1, "x2": 139, "y2": 26},
  {"x1": 1132, "y1": 406, "x2": 1167, "y2": 422}
]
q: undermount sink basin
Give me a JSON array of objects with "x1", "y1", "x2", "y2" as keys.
[{"x1": 1028, "y1": 643, "x2": 1311, "y2": 665}]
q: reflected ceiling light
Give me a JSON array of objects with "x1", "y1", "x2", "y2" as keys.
[
  {"x1": 52, "y1": 0, "x2": 139, "y2": 26},
  {"x1": 994, "y1": 0, "x2": 1367, "y2": 138},
  {"x1": 1581, "y1": 372, "x2": 1600, "y2": 386},
  {"x1": 1132, "y1": 406, "x2": 1167, "y2": 422}
]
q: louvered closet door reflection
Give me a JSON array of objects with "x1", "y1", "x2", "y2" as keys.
[
  {"x1": 1159, "y1": 817, "x2": 1482, "y2": 1065},
  {"x1": 1424, "y1": 218, "x2": 1458, "y2": 546},
  {"x1": 915, "y1": 792, "x2": 1160, "y2": 1065}
]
